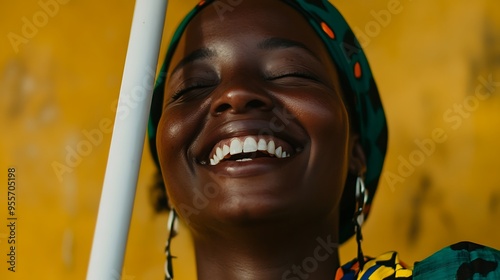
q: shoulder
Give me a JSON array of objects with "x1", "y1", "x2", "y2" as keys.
[
  {"x1": 413, "y1": 241, "x2": 500, "y2": 279},
  {"x1": 336, "y1": 242, "x2": 500, "y2": 280}
]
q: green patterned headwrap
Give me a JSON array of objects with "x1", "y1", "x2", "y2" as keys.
[{"x1": 148, "y1": 0, "x2": 388, "y2": 244}]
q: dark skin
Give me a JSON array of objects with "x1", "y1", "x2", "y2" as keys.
[{"x1": 157, "y1": 1, "x2": 366, "y2": 279}]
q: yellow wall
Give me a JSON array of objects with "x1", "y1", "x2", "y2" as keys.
[{"x1": 0, "y1": 0, "x2": 499, "y2": 279}]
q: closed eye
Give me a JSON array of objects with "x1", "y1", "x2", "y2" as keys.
[
  {"x1": 268, "y1": 72, "x2": 318, "y2": 80},
  {"x1": 266, "y1": 71, "x2": 321, "y2": 84},
  {"x1": 170, "y1": 79, "x2": 218, "y2": 101},
  {"x1": 171, "y1": 84, "x2": 211, "y2": 100}
]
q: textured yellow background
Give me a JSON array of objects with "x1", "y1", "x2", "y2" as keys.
[{"x1": 0, "y1": 0, "x2": 499, "y2": 279}]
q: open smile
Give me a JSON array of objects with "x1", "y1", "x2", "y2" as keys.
[
  {"x1": 208, "y1": 135, "x2": 294, "y2": 165},
  {"x1": 193, "y1": 119, "x2": 308, "y2": 176}
]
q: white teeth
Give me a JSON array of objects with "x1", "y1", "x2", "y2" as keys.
[
  {"x1": 275, "y1": 146, "x2": 283, "y2": 158},
  {"x1": 267, "y1": 140, "x2": 275, "y2": 155},
  {"x1": 222, "y1": 145, "x2": 230, "y2": 158},
  {"x1": 230, "y1": 139, "x2": 243, "y2": 155},
  {"x1": 210, "y1": 138, "x2": 291, "y2": 166},
  {"x1": 243, "y1": 138, "x2": 258, "y2": 153},
  {"x1": 257, "y1": 139, "x2": 267, "y2": 151},
  {"x1": 216, "y1": 147, "x2": 223, "y2": 160},
  {"x1": 210, "y1": 156, "x2": 217, "y2": 166}
]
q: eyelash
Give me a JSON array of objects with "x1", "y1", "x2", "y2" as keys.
[
  {"x1": 267, "y1": 71, "x2": 319, "y2": 81},
  {"x1": 171, "y1": 82, "x2": 215, "y2": 101}
]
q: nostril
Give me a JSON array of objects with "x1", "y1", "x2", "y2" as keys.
[
  {"x1": 247, "y1": 99, "x2": 266, "y2": 109},
  {"x1": 214, "y1": 99, "x2": 270, "y2": 114},
  {"x1": 211, "y1": 88, "x2": 274, "y2": 115},
  {"x1": 215, "y1": 103, "x2": 231, "y2": 114}
]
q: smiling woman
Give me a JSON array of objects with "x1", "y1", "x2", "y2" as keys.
[{"x1": 146, "y1": 0, "x2": 500, "y2": 279}]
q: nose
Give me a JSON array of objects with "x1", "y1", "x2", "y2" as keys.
[{"x1": 210, "y1": 80, "x2": 274, "y2": 115}]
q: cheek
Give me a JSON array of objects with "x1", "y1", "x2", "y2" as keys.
[
  {"x1": 157, "y1": 103, "x2": 204, "y2": 157},
  {"x1": 314, "y1": 100, "x2": 349, "y2": 149},
  {"x1": 297, "y1": 94, "x2": 350, "y2": 200},
  {"x1": 156, "y1": 105, "x2": 202, "y2": 202},
  {"x1": 292, "y1": 92, "x2": 349, "y2": 150},
  {"x1": 157, "y1": 109, "x2": 186, "y2": 167}
]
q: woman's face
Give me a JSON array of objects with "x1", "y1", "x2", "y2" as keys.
[{"x1": 157, "y1": 0, "x2": 353, "y2": 230}]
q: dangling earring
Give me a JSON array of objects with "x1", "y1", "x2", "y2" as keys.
[
  {"x1": 354, "y1": 175, "x2": 368, "y2": 270},
  {"x1": 165, "y1": 209, "x2": 178, "y2": 280}
]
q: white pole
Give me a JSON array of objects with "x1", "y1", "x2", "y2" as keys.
[{"x1": 87, "y1": 0, "x2": 167, "y2": 279}]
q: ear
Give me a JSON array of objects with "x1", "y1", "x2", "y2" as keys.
[{"x1": 349, "y1": 134, "x2": 366, "y2": 176}]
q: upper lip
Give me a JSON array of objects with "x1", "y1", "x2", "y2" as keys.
[{"x1": 192, "y1": 118, "x2": 308, "y2": 165}]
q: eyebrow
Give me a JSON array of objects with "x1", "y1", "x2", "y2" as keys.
[
  {"x1": 169, "y1": 37, "x2": 320, "y2": 77},
  {"x1": 258, "y1": 37, "x2": 321, "y2": 61},
  {"x1": 170, "y1": 48, "x2": 216, "y2": 77}
]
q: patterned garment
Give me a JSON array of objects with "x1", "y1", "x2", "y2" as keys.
[{"x1": 336, "y1": 242, "x2": 500, "y2": 279}]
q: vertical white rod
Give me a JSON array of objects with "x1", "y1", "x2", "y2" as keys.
[{"x1": 87, "y1": 0, "x2": 167, "y2": 279}]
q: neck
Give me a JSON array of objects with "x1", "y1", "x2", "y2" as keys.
[{"x1": 192, "y1": 218, "x2": 340, "y2": 280}]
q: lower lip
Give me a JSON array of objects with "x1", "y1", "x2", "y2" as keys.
[{"x1": 205, "y1": 157, "x2": 292, "y2": 177}]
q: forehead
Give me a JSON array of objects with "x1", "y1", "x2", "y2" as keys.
[
  {"x1": 193, "y1": 0, "x2": 312, "y2": 35},
  {"x1": 168, "y1": 0, "x2": 333, "y2": 70}
]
